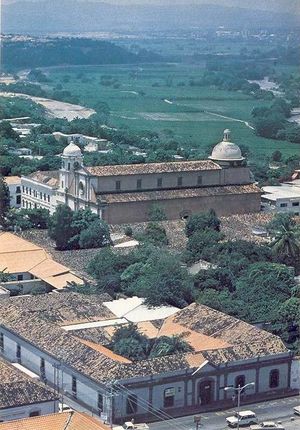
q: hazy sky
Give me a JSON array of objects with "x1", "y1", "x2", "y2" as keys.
[{"x1": 2, "y1": 0, "x2": 300, "y2": 13}]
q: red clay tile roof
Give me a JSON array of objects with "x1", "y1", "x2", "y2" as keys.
[
  {"x1": 87, "y1": 160, "x2": 221, "y2": 177},
  {"x1": 98, "y1": 184, "x2": 261, "y2": 203}
]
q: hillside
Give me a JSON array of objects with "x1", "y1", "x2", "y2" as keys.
[
  {"x1": 2, "y1": 0, "x2": 298, "y2": 34},
  {"x1": 2, "y1": 38, "x2": 162, "y2": 69}
]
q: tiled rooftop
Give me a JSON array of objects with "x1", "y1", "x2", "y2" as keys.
[
  {"x1": 0, "y1": 411, "x2": 109, "y2": 430},
  {"x1": 87, "y1": 160, "x2": 221, "y2": 177},
  {"x1": 0, "y1": 294, "x2": 288, "y2": 383},
  {"x1": 98, "y1": 184, "x2": 261, "y2": 203},
  {"x1": 0, "y1": 357, "x2": 58, "y2": 409},
  {"x1": 0, "y1": 232, "x2": 84, "y2": 290},
  {"x1": 26, "y1": 170, "x2": 59, "y2": 188}
]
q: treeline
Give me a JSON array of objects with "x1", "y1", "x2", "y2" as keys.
[
  {"x1": 190, "y1": 60, "x2": 274, "y2": 100},
  {"x1": 77, "y1": 210, "x2": 300, "y2": 351},
  {"x1": 252, "y1": 98, "x2": 300, "y2": 143},
  {"x1": 2, "y1": 38, "x2": 161, "y2": 70}
]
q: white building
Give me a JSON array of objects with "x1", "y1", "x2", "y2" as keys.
[
  {"x1": 0, "y1": 292, "x2": 295, "y2": 423},
  {"x1": 0, "y1": 357, "x2": 58, "y2": 422},
  {"x1": 262, "y1": 178, "x2": 300, "y2": 215},
  {"x1": 21, "y1": 170, "x2": 59, "y2": 214},
  {"x1": 4, "y1": 176, "x2": 21, "y2": 208}
]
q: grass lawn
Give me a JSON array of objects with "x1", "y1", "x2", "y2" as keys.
[{"x1": 46, "y1": 63, "x2": 299, "y2": 159}]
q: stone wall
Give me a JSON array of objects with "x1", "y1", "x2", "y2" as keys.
[{"x1": 103, "y1": 191, "x2": 261, "y2": 225}]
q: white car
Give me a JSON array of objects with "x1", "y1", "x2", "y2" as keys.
[
  {"x1": 226, "y1": 410, "x2": 258, "y2": 427},
  {"x1": 294, "y1": 405, "x2": 300, "y2": 416},
  {"x1": 250, "y1": 422, "x2": 285, "y2": 430}
]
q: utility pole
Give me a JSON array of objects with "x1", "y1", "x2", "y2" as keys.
[{"x1": 224, "y1": 382, "x2": 255, "y2": 430}]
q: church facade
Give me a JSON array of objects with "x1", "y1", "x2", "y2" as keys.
[{"x1": 22, "y1": 130, "x2": 261, "y2": 224}]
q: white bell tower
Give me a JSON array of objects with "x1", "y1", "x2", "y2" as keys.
[{"x1": 59, "y1": 141, "x2": 83, "y2": 192}]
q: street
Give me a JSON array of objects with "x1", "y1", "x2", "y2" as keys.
[{"x1": 148, "y1": 396, "x2": 300, "y2": 430}]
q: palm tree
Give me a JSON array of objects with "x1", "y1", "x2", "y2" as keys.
[{"x1": 268, "y1": 214, "x2": 300, "y2": 271}]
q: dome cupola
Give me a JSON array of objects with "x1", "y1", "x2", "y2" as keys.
[
  {"x1": 62, "y1": 141, "x2": 82, "y2": 158},
  {"x1": 209, "y1": 130, "x2": 244, "y2": 164}
]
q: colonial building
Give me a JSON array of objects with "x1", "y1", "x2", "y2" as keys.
[
  {"x1": 21, "y1": 170, "x2": 59, "y2": 214},
  {"x1": 21, "y1": 130, "x2": 261, "y2": 223},
  {"x1": 4, "y1": 176, "x2": 21, "y2": 208},
  {"x1": 0, "y1": 292, "x2": 295, "y2": 423},
  {"x1": 0, "y1": 232, "x2": 84, "y2": 294},
  {"x1": 0, "y1": 357, "x2": 58, "y2": 422}
]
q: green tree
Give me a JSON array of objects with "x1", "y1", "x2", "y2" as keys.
[
  {"x1": 141, "y1": 222, "x2": 168, "y2": 246},
  {"x1": 88, "y1": 248, "x2": 134, "y2": 295},
  {"x1": 235, "y1": 262, "x2": 295, "y2": 323},
  {"x1": 267, "y1": 213, "x2": 300, "y2": 271},
  {"x1": 79, "y1": 219, "x2": 111, "y2": 249},
  {"x1": 0, "y1": 176, "x2": 10, "y2": 227},
  {"x1": 110, "y1": 324, "x2": 150, "y2": 360},
  {"x1": 185, "y1": 209, "x2": 220, "y2": 237},
  {"x1": 48, "y1": 204, "x2": 74, "y2": 250},
  {"x1": 148, "y1": 204, "x2": 167, "y2": 221},
  {"x1": 150, "y1": 335, "x2": 192, "y2": 357},
  {"x1": 185, "y1": 229, "x2": 223, "y2": 263},
  {"x1": 124, "y1": 250, "x2": 194, "y2": 308}
]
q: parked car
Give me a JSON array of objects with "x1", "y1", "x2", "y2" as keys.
[
  {"x1": 114, "y1": 422, "x2": 149, "y2": 430},
  {"x1": 294, "y1": 405, "x2": 300, "y2": 416},
  {"x1": 226, "y1": 410, "x2": 258, "y2": 427},
  {"x1": 250, "y1": 421, "x2": 285, "y2": 430}
]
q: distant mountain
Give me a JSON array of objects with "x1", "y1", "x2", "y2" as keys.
[{"x1": 2, "y1": 0, "x2": 298, "y2": 34}]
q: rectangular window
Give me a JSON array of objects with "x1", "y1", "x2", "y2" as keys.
[
  {"x1": 29, "y1": 411, "x2": 40, "y2": 417},
  {"x1": 17, "y1": 274, "x2": 23, "y2": 281},
  {"x1": 22, "y1": 186, "x2": 25, "y2": 193},
  {"x1": 72, "y1": 376, "x2": 77, "y2": 397},
  {"x1": 16, "y1": 186, "x2": 21, "y2": 194},
  {"x1": 16, "y1": 344, "x2": 21, "y2": 363},
  {"x1": 280, "y1": 203, "x2": 287, "y2": 207},
  {"x1": 177, "y1": 177, "x2": 183, "y2": 187},
  {"x1": 29, "y1": 188, "x2": 32, "y2": 195},
  {"x1": 16, "y1": 195, "x2": 21, "y2": 205},
  {"x1": 197, "y1": 175, "x2": 202, "y2": 185},
  {"x1": 115, "y1": 180, "x2": 121, "y2": 191},
  {"x1": 126, "y1": 394, "x2": 138, "y2": 414},
  {"x1": 0, "y1": 333, "x2": 4, "y2": 352},
  {"x1": 40, "y1": 192, "x2": 43, "y2": 199},
  {"x1": 40, "y1": 358, "x2": 46, "y2": 378},
  {"x1": 136, "y1": 179, "x2": 142, "y2": 190},
  {"x1": 97, "y1": 393, "x2": 103, "y2": 412},
  {"x1": 292, "y1": 202, "x2": 299, "y2": 207},
  {"x1": 164, "y1": 387, "x2": 175, "y2": 408},
  {"x1": 47, "y1": 195, "x2": 50, "y2": 202},
  {"x1": 157, "y1": 178, "x2": 163, "y2": 188}
]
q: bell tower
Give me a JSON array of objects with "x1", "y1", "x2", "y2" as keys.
[{"x1": 59, "y1": 141, "x2": 83, "y2": 192}]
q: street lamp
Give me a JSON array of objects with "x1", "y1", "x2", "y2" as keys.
[{"x1": 224, "y1": 382, "x2": 255, "y2": 430}]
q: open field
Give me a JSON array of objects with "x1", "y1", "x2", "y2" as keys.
[{"x1": 45, "y1": 63, "x2": 299, "y2": 158}]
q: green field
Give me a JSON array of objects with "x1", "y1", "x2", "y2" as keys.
[{"x1": 46, "y1": 63, "x2": 299, "y2": 159}]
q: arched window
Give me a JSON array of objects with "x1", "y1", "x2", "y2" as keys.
[
  {"x1": 79, "y1": 182, "x2": 85, "y2": 196},
  {"x1": 235, "y1": 375, "x2": 245, "y2": 388},
  {"x1": 269, "y1": 369, "x2": 280, "y2": 388}
]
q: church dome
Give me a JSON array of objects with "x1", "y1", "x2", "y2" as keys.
[
  {"x1": 62, "y1": 141, "x2": 82, "y2": 158},
  {"x1": 209, "y1": 129, "x2": 244, "y2": 162}
]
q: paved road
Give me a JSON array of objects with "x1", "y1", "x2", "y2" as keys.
[{"x1": 149, "y1": 396, "x2": 300, "y2": 430}]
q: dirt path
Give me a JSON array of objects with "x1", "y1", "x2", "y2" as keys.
[{"x1": 0, "y1": 92, "x2": 96, "y2": 121}]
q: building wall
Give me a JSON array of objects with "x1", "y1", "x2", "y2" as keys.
[
  {"x1": 21, "y1": 178, "x2": 57, "y2": 214},
  {"x1": 0, "y1": 401, "x2": 57, "y2": 423},
  {"x1": 7, "y1": 183, "x2": 21, "y2": 208},
  {"x1": 0, "y1": 327, "x2": 293, "y2": 423},
  {"x1": 103, "y1": 191, "x2": 261, "y2": 224},
  {"x1": 262, "y1": 197, "x2": 300, "y2": 215},
  {"x1": 87, "y1": 167, "x2": 251, "y2": 195}
]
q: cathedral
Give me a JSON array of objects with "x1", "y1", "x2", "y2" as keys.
[{"x1": 22, "y1": 130, "x2": 261, "y2": 224}]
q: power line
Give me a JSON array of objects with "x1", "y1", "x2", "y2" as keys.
[{"x1": 115, "y1": 382, "x2": 192, "y2": 430}]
